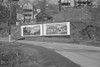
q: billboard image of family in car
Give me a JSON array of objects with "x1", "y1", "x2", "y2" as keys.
[
  {"x1": 43, "y1": 22, "x2": 70, "y2": 36},
  {"x1": 21, "y1": 24, "x2": 42, "y2": 36}
]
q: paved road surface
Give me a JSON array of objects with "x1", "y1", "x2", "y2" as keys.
[{"x1": 0, "y1": 37, "x2": 100, "y2": 67}]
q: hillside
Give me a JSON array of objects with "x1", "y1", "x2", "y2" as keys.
[
  {"x1": 2, "y1": 6, "x2": 100, "y2": 43},
  {"x1": 53, "y1": 7, "x2": 91, "y2": 22},
  {"x1": 11, "y1": 7, "x2": 90, "y2": 41}
]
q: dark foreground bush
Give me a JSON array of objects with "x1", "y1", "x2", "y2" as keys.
[
  {"x1": 71, "y1": 24, "x2": 100, "y2": 41},
  {"x1": 0, "y1": 43, "x2": 25, "y2": 67}
]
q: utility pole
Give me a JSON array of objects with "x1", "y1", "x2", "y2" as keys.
[
  {"x1": 58, "y1": 0, "x2": 61, "y2": 11},
  {"x1": 8, "y1": 0, "x2": 12, "y2": 42},
  {"x1": 8, "y1": 0, "x2": 19, "y2": 42}
]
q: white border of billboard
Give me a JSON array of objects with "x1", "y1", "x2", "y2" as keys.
[
  {"x1": 21, "y1": 24, "x2": 43, "y2": 37},
  {"x1": 43, "y1": 22, "x2": 70, "y2": 36}
]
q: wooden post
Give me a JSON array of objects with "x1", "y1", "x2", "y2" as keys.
[
  {"x1": 8, "y1": 0, "x2": 19, "y2": 42},
  {"x1": 8, "y1": 1, "x2": 12, "y2": 42}
]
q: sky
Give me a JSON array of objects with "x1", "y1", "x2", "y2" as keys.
[
  {"x1": 19, "y1": 0, "x2": 58, "y2": 5},
  {"x1": 17, "y1": 0, "x2": 100, "y2": 6}
]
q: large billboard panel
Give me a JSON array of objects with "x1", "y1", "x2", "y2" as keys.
[
  {"x1": 43, "y1": 22, "x2": 70, "y2": 36},
  {"x1": 21, "y1": 24, "x2": 43, "y2": 36}
]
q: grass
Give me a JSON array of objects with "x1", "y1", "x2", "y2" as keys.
[
  {"x1": 0, "y1": 42, "x2": 81, "y2": 67},
  {"x1": 81, "y1": 40, "x2": 100, "y2": 47}
]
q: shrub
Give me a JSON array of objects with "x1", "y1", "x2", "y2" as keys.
[{"x1": 0, "y1": 44, "x2": 24, "y2": 67}]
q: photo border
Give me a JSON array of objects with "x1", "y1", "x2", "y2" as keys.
[
  {"x1": 21, "y1": 24, "x2": 43, "y2": 37},
  {"x1": 43, "y1": 22, "x2": 70, "y2": 36}
]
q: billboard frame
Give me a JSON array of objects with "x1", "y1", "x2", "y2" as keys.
[
  {"x1": 21, "y1": 24, "x2": 43, "y2": 37},
  {"x1": 43, "y1": 22, "x2": 70, "y2": 36}
]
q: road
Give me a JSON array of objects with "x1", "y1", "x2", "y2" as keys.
[
  {"x1": 56, "y1": 50, "x2": 100, "y2": 67},
  {"x1": 0, "y1": 37, "x2": 100, "y2": 67}
]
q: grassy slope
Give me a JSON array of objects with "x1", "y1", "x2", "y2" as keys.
[
  {"x1": 12, "y1": 7, "x2": 90, "y2": 40},
  {"x1": 0, "y1": 42, "x2": 81, "y2": 67},
  {"x1": 11, "y1": 7, "x2": 100, "y2": 46}
]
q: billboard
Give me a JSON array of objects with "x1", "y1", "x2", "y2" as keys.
[
  {"x1": 21, "y1": 24, "x2": 43, "y2": 36},
  {"x1": 43, "y1": 22, "x2": 70, "y2": 36}
]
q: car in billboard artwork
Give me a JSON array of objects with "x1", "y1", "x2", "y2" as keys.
[
  {"x1": 21, "y1": 24, "x2": 42, "y2": 36},
  {"x1": 43, "y1": 22, "x2": 70, "y2": 36}
]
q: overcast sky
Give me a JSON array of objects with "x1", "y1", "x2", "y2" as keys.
[
  {"x1": 19, "y1": 0, "x2": 58, "y2": 5},
  {"x1": 18, "y1": 0, "x2": 100, "y2": 6}
]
